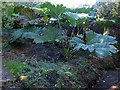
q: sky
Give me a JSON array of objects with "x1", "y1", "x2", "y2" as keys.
[{"x1": 47, "y1": 0, "x2": 97, "y2": 8}]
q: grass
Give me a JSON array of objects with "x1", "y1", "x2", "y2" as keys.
[{"x1": 4, "y1": 60, "x2": 27, "y2": 76}]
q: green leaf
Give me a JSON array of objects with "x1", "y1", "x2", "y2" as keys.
[
  {"x1": 96, "y1": 19, "x2": 115, "y2": 27},
  {"x1": 64, "y1": 12, "x2": 89, "y2": 27},
  {"x1": 33, "y1": 36, "x2": 45, "y2": 43},
  {"x1": 69, "y1": 30, "x2": 118, "y2": 58},
  {"x1": 33, "y1": 26, "x2": 66, "y2": 44},
  {"x1": 7, "y1": 7, "x2": 14, "y2": 15},
  {"x1": 11, "y1": 26, "x2": 65, "y2": 44},
  {"x1": 11, "y1": 26, "x2": 42, "y2": 42},
  {"x1": 64, "y1": 12, "x2": 80, "y2": 20},
  {"x1": 22, "y1": 32, "x2": 38, "y2": 39},
  {"x1": 12, "y1": 29, "x2": 23, "y2": 41},
  {"x1": 95, "y1": 45, "x2": 118, "y2": 58},
  {"x1": 41, "y1": 2, "x2": 66, "y2": 19}
]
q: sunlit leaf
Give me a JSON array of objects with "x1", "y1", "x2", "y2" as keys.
[
  {"x1": 64, "y1": 12, "x2": 89, "y2": 27},
  {"x1": 69, "y1": 30, "x2": 118, "y2": 58}
]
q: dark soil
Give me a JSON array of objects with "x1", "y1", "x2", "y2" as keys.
[
  {"x1": 2, "y1": 42, "x2": 120, "y2": 89},
  {"x1": 95, "y1": 69, "x2": 120, "y2": 90},
  {"x1": 27, "y1": 43, "x2": 64, "y2": 62}
]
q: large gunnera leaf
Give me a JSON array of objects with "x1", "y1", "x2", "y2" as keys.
[
  {"x1": 33, "y1": 26, "x2": 66, "y2": 43},
  {"x1": 40, "y1": 2, "x2": 66, "y2": 19},
  {"x1": 12, "y1": 26, "x2": 65, "y2": 44},
  {"x1": 11, "y1": 26, "x2": 42, "y2": 42},
  {"x1": 64, "y1": 12, "x2": 90, "y2": 27},
  {"x1": 69, "y1": 30, "x2": 118, "y2": 58}
]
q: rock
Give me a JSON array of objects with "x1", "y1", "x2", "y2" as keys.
[{"x1": 1, "y1": 66, "x2": 14, "y2": 88}]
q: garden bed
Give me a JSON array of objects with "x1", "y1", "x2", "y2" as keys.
[{"x1": 1, "y1": 2, "x2": 120, "y2": 89}]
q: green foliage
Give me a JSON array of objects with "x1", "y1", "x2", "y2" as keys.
[
  {"x1": 2, "y1": 2, "x2": 120, "y2": 89},
  {"x1": 62, "y1": 47, "x2": 73, "y2": 60},
  {"x1": 18, "y1": 59, "x2": 96, "y2": 88},
  {"x1": 19, "y1": 61, "x2": 77, "y2": 88},
  {"x1": 7, "y1": 7, "x2": 14, "y2": 15},
  {"x1": 96, "y1": 19, "x2": 116, "y2": 27},
  {"x1": 69, "y1": 30, "x2": 118, "y2": 58},
  {"x1": 4, "y1": 60, "x2": 28, "y2": 76},
  {"x1": 3, "y1": 2, "x2": 119, "y2": 59},
  {"x1": 64, "y1": 12, "x2": 89, "y2": 27},
  {"x1": 2, "y1": 3, "x2": 15, "y2": 31},
  {"x1": 11, "y1": 26, "x2": 41, "y2": 43},
  {"x1": 36, "y1": 2, "x2": 69, "y2": 29},
  {"x1": 40, "y1": 2, "x2": 66, "y2": 19},
  {"x1": 2, "y1": 2, "x2": 14, "y2": 16},
  {"x1": 14, "y1": 6, "x2": 36, "y2": 20},
  {"x1": 33, "y1": 26, "x2": 66, "y2": 43},
  {"x1": 11, "y1": 26, "x2": 66, "y2": 44},
  {"x1": 9, "y1": 2, "x2": 119, "y2": 59}
]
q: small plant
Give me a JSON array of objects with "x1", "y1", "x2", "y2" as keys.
[
  {"x1": 17, "y1": 59, "x2": 97, "y2": 88},
  {"x1": 18, "y1": 60, "x2": 77, "y2": 88}
]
